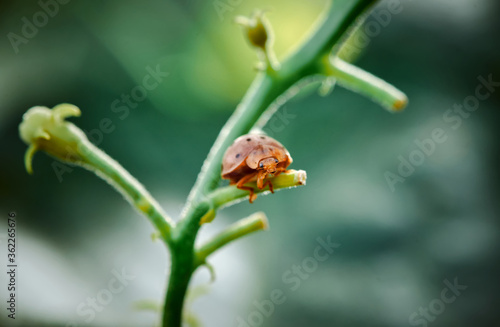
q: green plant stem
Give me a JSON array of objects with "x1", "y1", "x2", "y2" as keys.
[
  {"x1": 183, "y1": 0, "x2": 377, "y2": 219},
  {"x1": 18, "y1": 1, "x2": 408, "y2": 326},
  {"x1": 162, "y1": 170, "x2": 306, "y2": 326},
  {"x1": 163, "y1": 1, "x2": 380, "y2": 326},
  {"x1": 322, "y1": 56, "x2": 408, "y2": 111},
  {"x1": 78, "y1": 141, "x2": 174, "y2": 243},
  {"x1": 162, "y1": 250, "x2": 194, "y2": 327},
  {"x1": 195, "y1": 212, "x2": 269, "y2": 267},
  {"x1": 162, "y1": 202, "x2": 208, "y2": 326}
]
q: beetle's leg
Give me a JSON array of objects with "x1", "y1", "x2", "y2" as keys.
[
  {"x1": 236, "y1": 173, "x2": 258, "y2": 203},
  {"x1": 261, "y1": 180, "x2": 274, "y2": 193},
  {"x1": 256, "y1": 171, "x2": 266, "y2": 190},
  {"x1": 257, "y1": 171, "x2": 275, "y2": 193}
]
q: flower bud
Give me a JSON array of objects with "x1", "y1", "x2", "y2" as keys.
[
  {"x1": 19, "y1": 104, "x2": 90, "y2": 173},
  {"x1": 236, "y1": 11, "x2": 272, "y2": 51}
]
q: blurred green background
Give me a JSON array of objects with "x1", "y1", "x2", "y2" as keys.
[{"x1": 1, "y1": 0, "x2": 499, "y2": 326}]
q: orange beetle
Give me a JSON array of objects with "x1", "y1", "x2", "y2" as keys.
[{"x1": 221, "y1": 134, "x2": 293, "y2": 203}]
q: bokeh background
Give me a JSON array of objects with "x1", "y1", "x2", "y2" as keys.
[{"x1": 1, "y1": 0, "x2": 499, "y2": 326}]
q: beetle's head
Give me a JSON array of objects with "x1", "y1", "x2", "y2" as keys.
[{"x1": 257, "y1": 157, "x2": 279, "y2": 174}]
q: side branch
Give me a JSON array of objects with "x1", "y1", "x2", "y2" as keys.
[
  {"x1": 207, "y1": 170, "x2": 307, "y2": 210},
  {"x1": 80, "y1": 142, "x2": 174, "y2": 243},
  {"x1": 321, "y1": 56, "x2": 408, "y2": 111},
  {"x1": 19, "y1": 104, "x2": 174, "y2": 243},
  {"x1": 195, "y1": 212, "x2": 269, "y2": 267}
]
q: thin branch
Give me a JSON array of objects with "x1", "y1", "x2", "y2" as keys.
[
  {"x1": 207, "y1": 170, "x2": 307, "y2": 210},
  {"x1": 195, "y1": 212, "x2": 269, "y2": 267},
  {"x1": 19, "y1": 105, "x2": 174, "y2": 243},
  {"x1": 321, "y1": 56, "x2": 408, "y2": 111},
  {"x1": 80, "y1": 141, "x2": 174, "y2": 243}
]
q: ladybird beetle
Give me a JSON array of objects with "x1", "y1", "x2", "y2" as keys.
[{"x1": 221, "y1": 134, "x2": 293, "y2": 203}]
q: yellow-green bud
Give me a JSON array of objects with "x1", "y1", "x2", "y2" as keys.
[
  {"x1": 19, "y1": 104, "x2": 89, "y2": 174},
  {"x1": 236, "y1": 11, "x2": 272, "y2": 51}
]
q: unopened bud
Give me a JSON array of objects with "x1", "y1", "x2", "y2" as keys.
[
  {"x1": 236, "y1": 10, "x2": 272, "y2": 51},
  {"x1": 19, "y1": 104, "x2": 91, "y2": 173}
]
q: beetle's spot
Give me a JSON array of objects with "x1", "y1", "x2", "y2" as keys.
[
  {"x1": 260, "y1": 136, "x2": 265, "y2": 139},
  {"x1": 235, "y1": 153, "x2": 241, "y2": 158},
  {"x1": 246, "y1": 138, "x2": 251, "y2": 142}
]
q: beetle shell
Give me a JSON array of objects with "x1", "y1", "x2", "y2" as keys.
[{"x1": 221, "y1": 134, "x2": 292, "y2": 183}]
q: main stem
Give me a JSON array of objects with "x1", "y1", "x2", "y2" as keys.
[
  {"x1": 162, "y1": 202, "x2": 209, "y2": 326},
  {"x1": 162, "y1": 1, "x2": 379, "y2": 326},
  {"x1": 162, "y1": 74, "x2": 286, "y2": 326},
  {"x1": 162, "y1": 246, "x2": 195, "y2": 326}
]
